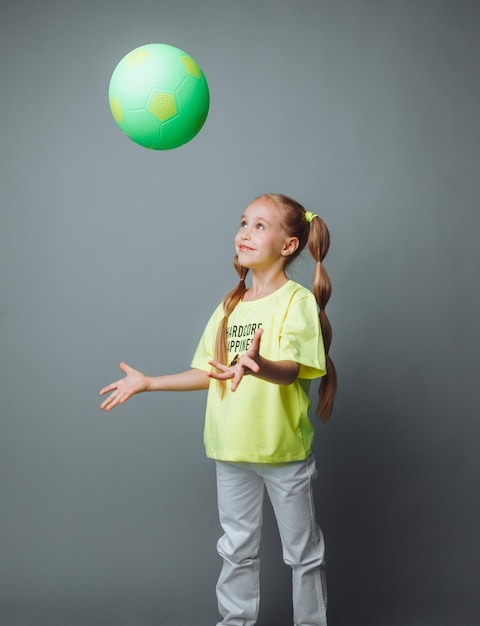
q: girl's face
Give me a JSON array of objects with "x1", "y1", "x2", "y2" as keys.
[{"x1": 235, "y1": 197, "x2": 298, "y2": 271}]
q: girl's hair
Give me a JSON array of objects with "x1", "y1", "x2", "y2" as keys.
[{"x1": 214, "y1": 193, "x2": 337, "y2": 422}]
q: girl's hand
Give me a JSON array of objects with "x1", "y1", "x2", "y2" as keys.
[
  {"x1": 99, "y1": 362, "x2": 149, "y2": 411},
  {"x1": 208, "y1": 328, "x2": 263, "y2": 392}
]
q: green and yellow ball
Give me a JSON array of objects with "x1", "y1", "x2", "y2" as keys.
[{"x1": 109, "y1": 43, "x2": 210, "y2": 150}]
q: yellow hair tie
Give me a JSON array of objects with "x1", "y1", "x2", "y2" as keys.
[{"x1": 305, "y1": 211, "x2": 318, "y2": 223}]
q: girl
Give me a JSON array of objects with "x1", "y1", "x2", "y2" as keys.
[{"x1": 100, "y1": 193, "x2": 336, "y2": 626}]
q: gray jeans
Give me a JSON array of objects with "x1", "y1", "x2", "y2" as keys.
[{"x1": 215, "y1": 455, "x2": 327, "y2": 626}]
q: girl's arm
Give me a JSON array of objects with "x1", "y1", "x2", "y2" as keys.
[
  {"x1": 99, "y1": 362, "x2": 210, "y2": 412},
  {"x1": 250, "y1": 355, "x2": 299, "y2": 386},
  {"x1": 208, "y1": 329, "x2": 300, "y2": 391}
]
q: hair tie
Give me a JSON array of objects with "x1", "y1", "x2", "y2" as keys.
[{"x1": 305, "y1": 211, "x2": 318, "y2": 224}]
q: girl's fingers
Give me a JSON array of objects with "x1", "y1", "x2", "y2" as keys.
[
  {"x1": 207, "y1": 370, "x2": 233, "y2": 381},
  {"x1": 249, "y1": 328, "x2": 263, "y2": 352},
  {"x1": 99, "y1": 382, "x2": 118, "y2": 396},
  {"x1": 119, "y1": 362, "x2": 135, "y2": 375},
  {"x1": 207, "y1": 351, "x2": 260, "y2": 390},
  {"x1": 231, "y1": 369, "x2": 245, "y2": 392},
  {"x1": 100, "y1": 387, "x2": 127, "y2": 411},
  {"x1": 100, "y1": 397, "x2": 112, "y2": 411},
  {"x1": 241, "y1": 356, "x2": 260, "y2": 373},
  {"x1": 101, "y1": 393, "x2": 116, "y2": 411},
  {"x1": 208, "y1": 360, "x2": 230, "y2": 374}
]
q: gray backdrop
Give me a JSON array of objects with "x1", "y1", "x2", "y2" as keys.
[{"x1": 0, "y1": 1, "x2": 478, "y2": 625}]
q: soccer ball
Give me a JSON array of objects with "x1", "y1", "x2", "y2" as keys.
[{"x1": 108, "y1": 43, "x2": 210, "y2": 150}]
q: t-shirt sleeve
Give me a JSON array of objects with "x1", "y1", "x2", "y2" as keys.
[
  {"x1": 279, "y1": 292, "x2": 326, "y2": 379},
  {"x1": 190, "y1": 303, "x2": 223, "y2": 371}
]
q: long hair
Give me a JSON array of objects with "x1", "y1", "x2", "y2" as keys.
[{"x1": 214, "y1": 193, "x2": 337, "y2": 421}]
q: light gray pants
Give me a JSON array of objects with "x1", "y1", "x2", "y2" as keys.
[{"x1": 215, "y1": 455, "x2": 327, "y2": 626}]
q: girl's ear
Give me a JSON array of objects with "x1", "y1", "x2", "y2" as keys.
[{"x1": 283, "y1": 237, "x2": 299, "y2": 256}]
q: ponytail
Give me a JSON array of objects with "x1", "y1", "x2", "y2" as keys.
[
  {"x1": 213, "y1": 257, "x2": 249, "y2": 397},
  {"x1": 308, "y1": 217, "x2": 337, "y2": 422}
]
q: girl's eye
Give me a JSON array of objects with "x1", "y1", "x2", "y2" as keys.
[{"x1": 256, "y1": 223, "x2": 265, "y2": 230}]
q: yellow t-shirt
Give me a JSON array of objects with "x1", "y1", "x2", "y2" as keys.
[{"x1": 191, "y1": 280, "x2": 326, "y2": 463}]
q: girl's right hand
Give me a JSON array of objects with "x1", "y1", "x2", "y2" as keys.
[
  {"x1": 99, "y1": 362, "x2": 149, "y2": 411},
  {"x1": 208, "y1": 328, "x2": 263, "y2": 392}
]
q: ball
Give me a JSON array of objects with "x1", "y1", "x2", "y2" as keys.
[{"x1": 108, "y1": 43, "x2": 209, "y2": 150}]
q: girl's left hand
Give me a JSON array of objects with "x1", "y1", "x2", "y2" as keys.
[{"x1": 208, "y1": 328, "x2": 263, "y2": 392}]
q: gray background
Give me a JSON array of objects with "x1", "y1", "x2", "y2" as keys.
[{"x1": 0, "y1": 1, "x2": 478, "y2": 625}]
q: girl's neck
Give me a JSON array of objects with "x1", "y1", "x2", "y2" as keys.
[{"x1": 242, "y1": 270, "x2": 289, "y2": 302}]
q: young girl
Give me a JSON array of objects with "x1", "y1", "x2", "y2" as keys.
[{"x1": 100, "y1": 193, "x2": 336, "y2": 626}]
